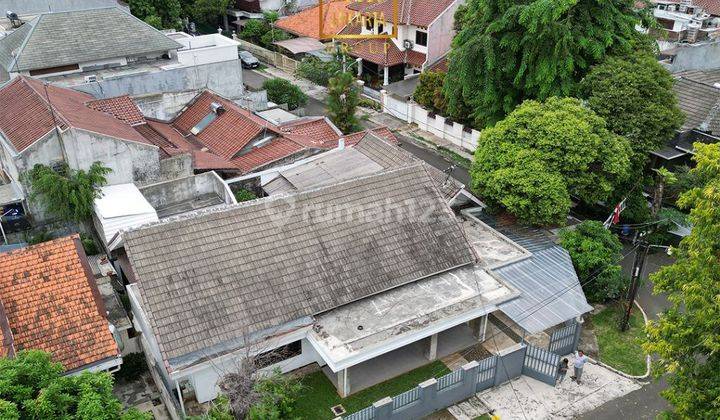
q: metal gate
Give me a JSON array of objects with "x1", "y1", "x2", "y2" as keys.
[
  {"x1": 522, "y1": 345, "x2": 559, "y2": 386},
  {"x1": 548, "y1": 322, "x2": 579, "y2": 356}
]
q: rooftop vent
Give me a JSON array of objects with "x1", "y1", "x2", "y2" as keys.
[
  {"x1": 210, "y1": 102, "x2": 225, "y2": 115},
  {"x1": 190, "y1": 103, "x2": 225, "y2": 135}
]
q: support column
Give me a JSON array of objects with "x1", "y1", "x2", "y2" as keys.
[
  {"x1": 481, "y1": 314, "x2": 488, "y2": 341},
  {"x1": 357, "y1": 58, "x2": 363, "y2": 77},
  {"x1": 337, "y1": 369, "x2": 350, "y2": 398},
  {"x1": 383, "y1": 66, "x2": 389, "y2": 85},
  {"x1": 425, "y1": 333, "x2": 438, "y2": 360}
]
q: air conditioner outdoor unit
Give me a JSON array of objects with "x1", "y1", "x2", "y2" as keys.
[{"x1": 84, "y1": 75, "x2": 98, "y2": 83}]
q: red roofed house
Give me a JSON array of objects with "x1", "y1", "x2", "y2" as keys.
[
  {"x1": 0, "y1": 76, "x2": 198, "y2": 221},
  {"x1": 0, "y1": 235, "x2": 122, "y2": 373},
  {"x1": 339, "y1": 0, "x2": 462, "y2": 85}
]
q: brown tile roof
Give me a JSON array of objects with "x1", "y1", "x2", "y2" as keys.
[
  {"x1": 339, "y1": 23, "x2": 425, "y2": 66},
  {"x1": 87, "y1": 96, "x2": 147, "y2": 126},
  {"x1": 276, "y1": 1, "x2": 352, "y2": 39},
  {"x1": 0, "y1": 76, "x2": 152, "y2": 153},
  {"x1": 348, "y1": 0, "x2": 456, "y2": 27},
  {"x1": 689, "y1": 0, "x2": 720, "y2": 15},
  {"x1": 427, "y1": 56, "x2": 448, "y2": 72},
  {"x1": 0, "y1": 235, "x2": 119, "y2": 371},
  {"x1": 231, "y1": 137, "x2": 305, "y2": 172}
]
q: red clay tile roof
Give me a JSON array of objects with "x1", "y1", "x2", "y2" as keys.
[
  {"x1": 338, "y1": 23, "x2": 426, "y2": 66},
  {"x1": 0, "y1": 235, "x2": 119, "y2": 371},
  {"x1": 276, "y1": 1, "x2": 352, "y2": 39},
  {"x1": 172, "y1": 91, "x2": 279, "y2": 160},
  {"x1": 87, "y1": 96, "x2": 147, "y2": 126},
  {"x1": 427, "y1": 56, "x2": 448, "y2": 72},
  {"x1": 348, "y1": 0, "x2": 456, "y2": 27},
  {"x1": 693, "y1": 0, "x2": 720, "y2": 15},
  {"x1": 279, "y1": 117, "x2": 344, "y2": 148},
  {"x1": 231, "y1": 137, "x2": 305, "y2": 172},
  {"x1": 0, "y1": 77, "x2": 152, "y2": 153}
]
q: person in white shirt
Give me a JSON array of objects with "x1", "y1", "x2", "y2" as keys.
[{"x1": 570, "y1": 350, "x2": 589, "y2": 384}]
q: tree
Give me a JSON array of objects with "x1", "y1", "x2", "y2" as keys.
[
  {"x1": 471, "y1": 97, "x2": 631, "y2": 225},
  {"x1": 559, "y1": 221, "x2": 625, "y2": 302},
  {"x1": 128, "y1": 0, "x2": 182, "y2": 29},
  {"x1": 413, "y1": 71, "x2": 447, "y2": 115},
  {"x1": 0, "y1": 350, "x2": 150, "y2": 420},
  {"x1": 260, "y1": 29, "x2": 289, "y2": 49},
  {"x1": 579, "y1": 53, "x2": 684, "y2": 170},
  {"x1": 643, "y1": 143, "x2": 720, "y2": 419},
  {"x1": 247, "y1": 369, "x2": 301, "y2": 420},
  {"x1": 25, "y1": 162, "x2": 111, "y2": 223},
  {"x1": 327, "y1": 72, "x2": 361, "y2": 134},
  {"x1": 143, "y1": 14, "x2": 163, "y2": 29},
  {"x1": 651, "y1": 167, "x2": 677, "y2": 218},
  {"x1": 191, "y1": 0, "x2": 231, "y2": 26},
  {"x1": 444, "y1": 0, "x2": 651, "y2": 127},
  {"x1": 262, "y1": 78, "x2": 308, "y2": 111},
  {"x1": 240, "y1": 19, "x2": 270, "y2": 44},
  {"x1": 296, "y1": 57, "x2": 343, "y2": 87}
]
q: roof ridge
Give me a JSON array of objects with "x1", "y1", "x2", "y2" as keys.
[
  {"x1": 7, "y1": 16, "x2": 40, "y2": 72},
  {"x1": 677, "y1": 75, "x2": 720, "y2": 91}
]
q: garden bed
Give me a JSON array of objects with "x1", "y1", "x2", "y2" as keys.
[
  {"x1": 588, "y1": 303, "x2": 647, "y2": 376},
  {"x1": 294, "y1": 361, "x2": 450, "y2": 419}
]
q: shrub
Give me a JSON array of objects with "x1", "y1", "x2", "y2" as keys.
[
  {"x1": 80, "y1": 233, "x2": 99, "y2": 255},
  {"x1": 247, "y1": 369, "x2": 301, "y2": 420},
  {"x1": 559, "y1": 221, "x2": 625, "y2": 302},
  {"x1": 413, "y1": 71, "x2": 447, "y2": 114},
  {"x1": 262, "y1": 78, "x2": 308, "y2": 111},
  {"x1": 234, "y1": 188, "x2": 257, "y2": 202},
  {"x1": 358, "y1": 97, "x2": 381, "y2": 111},
  {"x1": 327, "y1": 72, "x2": 361, "y2": 133},
  {"x1": 296, "y1": 57, "x2": 343, "y2": 86},
  {"x1": 260, "y1": 29, "x2": 289, "y2": 50}
]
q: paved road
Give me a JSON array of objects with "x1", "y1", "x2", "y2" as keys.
[
  {"x1": 575, "y1": 247, "x2": 674, "y2": 419},
  {"x1": 243, "y1": 69, "x2": 327, "y2": 115}
]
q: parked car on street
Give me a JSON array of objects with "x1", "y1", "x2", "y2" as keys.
[{"x1": 238, "y1": 50, "x2": 259, "y2": 69}]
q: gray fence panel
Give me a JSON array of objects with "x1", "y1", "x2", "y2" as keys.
[
  {"x1": 494, "y1": 344, "x2": 527, "y2": 386},
  {"x1": 437, "y1": 369, "x2": 463, "y2": 391},
  {"x1": 392, "y1": 387, "x2": 420, "y2": 411},
  {"x1": 522, "y1": 344, "x2": 560, "y2": 386},
  {"x1": 548, "y1": 322, "x2": 579, "y2": 355},
  {"x1": 475, "y1": 355, "x2": 497, "y2": 392},
  {"x1": 345, "y1": 405, "x2": 375, "y2": 420}
]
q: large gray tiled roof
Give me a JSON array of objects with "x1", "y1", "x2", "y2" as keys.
[
  {"x1": 0, "y1": 7, "x2": 182, "y2": 72},
  {"x1": 264, "y1": 133, "x2": 464, "y2": 200},
  {"x1": 124, "y1": 165, "x2": 476, "y2": 363},
  {"x1": 3, "y1": 0, "x2": 126, "y2": 16},
  {"x1": 673, "y1": 77, "x2": 720, "y2": 134}
]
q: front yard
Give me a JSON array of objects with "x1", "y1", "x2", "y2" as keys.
[
  {"x1": 589, "y1": 303, "x2": 647, "y2": 376},
  {"x1": 294, "y1": 361, "x2": 451, "y2": 419}
]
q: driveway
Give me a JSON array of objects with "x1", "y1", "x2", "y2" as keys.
[{"x1": 242, "y1": 68, "x2": 327, "y2": 116}]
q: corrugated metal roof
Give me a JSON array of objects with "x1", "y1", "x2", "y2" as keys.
[
  {"x1": 93, "y1": 184, "x2": 158, "y2": 249},
  {"x1": 473, "y1": 211, "x2": 555, "y2": 253},
  {"x1": 495, "y1": 247, "x2": 592, "y2": 334}
]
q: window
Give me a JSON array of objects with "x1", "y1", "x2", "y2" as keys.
[
  {"x1": 29, "y1": 63, "x2": 80, "y2": 76},
  {"x1": 415, "y1": 30, "x2": 428, "y2": 47},
  {"x1": 365, "y1": 17, "x2": 374, "y2": 31},
  {"x1": 254, "y1": 340, "x2": 302, "y2": 369}
]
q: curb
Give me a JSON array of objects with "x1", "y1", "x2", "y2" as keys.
[{"x1": 590, "y1": 301, "x2": 652, "y2": 382}]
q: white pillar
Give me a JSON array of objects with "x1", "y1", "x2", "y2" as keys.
[
  {"x1": 337, "y1": 369, "x2": 350, "y2": 397},
  {"x1": 481, "y1": 314, "x2": 488, "y2": 341},
  {"x1": 357, "y1": 59, "x2": 363, "y2": 77},
  {"x1": 383, "y1": 66, "x2": 389, "y2": 86},
  {"x1": 425, "y1": 334, "x2": 438, "y2": 360}
]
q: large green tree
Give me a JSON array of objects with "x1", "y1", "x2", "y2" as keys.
[
  {"x1": 0, "y1": 350, "x2": 150, "y2": 420},
  {"x1": 128, "y1": 0, "x2": 182, "y2": 29},
  {"x1": 327, "y1": 72, "x2": 361, "y2": 134},
  {"x1": 579, "y1": 53, "x2": 684, "y2": 170},
  {"x1": 471, "y1": 97, "x2": 631, "y2": 225},
  {"x1": 25, "y1": 162, "x2": 111, "y2": 223},
  {"x1": 559, "y1": 221, "x2": 625, "y2": 302},
  {"x1": 643, "y1": 143, "x2": 720, "y2": 419},
  {"x1": 444, "y1": 0, "x2": 650, "y2": 128},
  {"x1": 191, "y1": 0, "x2": 231, "y2": 25},
  {"x1": 413, "y1": 71, "x2": 448, "y2": 115}
]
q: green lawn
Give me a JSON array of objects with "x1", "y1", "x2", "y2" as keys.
[
  {"x1": 591, "y1": 303, "x2": 648, "y2": 376},
  {"x1": 293, "y1": 361, "x2": 451, "y2": 419}
]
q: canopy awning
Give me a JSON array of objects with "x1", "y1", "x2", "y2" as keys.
[
  {"x1": 0, "y1": 182, "x2": 23, "y2": 206},
  {"x1": 273, "y1": 37, "x2": 326, "y2": 54}
]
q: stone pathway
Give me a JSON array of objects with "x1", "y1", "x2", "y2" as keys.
[{"x1": 113, "y1": 373, "x2": 171, "y2": 420}]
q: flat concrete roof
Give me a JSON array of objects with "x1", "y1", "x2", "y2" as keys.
[
  {"x1": 309, "y1": 265, "x2": 518, "y2": 371},
  {"x1": 461, "y1": 213, "x2": 530, "y2": 269}
]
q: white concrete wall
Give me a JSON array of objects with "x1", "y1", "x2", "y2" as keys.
[
  {"x1": 134, "y1": 91, "x2": 199, "y2": 120},
  {"x1": 427, "y1": 0, "x2": 462, "y2": 66},
  {"x1": 64, "y1": 129, "x2": 161, "y2": 185},
  {"x1": 176, "y1": 34, "x2": 240, "y2": 66},
  {"x1": 381, "y1": 91, "x2": 480, "y2": 152}
]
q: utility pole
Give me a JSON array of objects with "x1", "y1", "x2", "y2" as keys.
[{"x1": 620, "y1": 241, "x2": 650, "y2": 331}]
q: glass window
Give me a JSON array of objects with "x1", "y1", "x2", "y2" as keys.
[{"x1": 415, "y1": 30, "x2": 428, "y2": 47}]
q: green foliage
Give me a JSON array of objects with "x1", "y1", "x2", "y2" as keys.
[
  {"x1": 81, "y1": 233, "x2": 99, "y2": 256},
  {"x1": 25, "y1": 162, "x2": 111, "y2": 223},
  {"x1": 241, "y1": 19, "x2": 270, "y2": 44},
  {"x1": 24, "y1": 229, "x2": 53, "y2": 245},
  {"x1": 358, "y1": 97, "x2": 382, "y2": 111},
  {"x1": 260, "y1": 29, "x2": 290, "y2": 49},
  {"x1": 579, "y1": 54, "x2": 684, "y2": 170},
  {"x1": 444, "y1": 0, "x2": 650, "y2": 127},
  {"x1": 0, "y1": 350, "x2": 63, "y2": 404},
  {"x1": 643, "y1": 143, "x2": 720, "y2": 418},
  {"x1": 233, "y1": 188, "x2": 257, "y2": 202},
  {"x1": 327, "y1": 72, "x2": 361, "y2": 134},
  {"x1": 413, "y1": 71, "x2": 447, "y2": 115},
  {"x1": 191, "y1": 0, "x2": 231, "y2": 25},
  {"x1": 262, "y1": 78, "x2": 308, "y2": 111},
  {"x1": 471, "y1": 97, "x2": 631, "y2": 225},
  {"x1": 559, "y1": 221, "x2": 625, "y2": 302},
  {"x1": 129, "y1": 0, "x2": 181, "y2": 29},
  {"x1": 0, "y1": 400, "x2": 19, "y2": 420},
  {"x1": 296, "y1": 57, "x2": 343, "y2": 87},
  {"x1": 247, "y1": 370, "x2": 301, "y2": 420}
]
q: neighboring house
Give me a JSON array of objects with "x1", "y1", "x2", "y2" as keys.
[
  {"x1": 646, "y1": 0, "x2": 720, "y2": 48},
  {"x1": 651, "y1": 69, "x2": 720, "y2": 168},
  {"x1": 1, "y1": 0, "x2": 127, "y2": 18},
  {"x1": 0, "y1": 8, "x2": 246, "y2": 102},
  {"x1": 341, "y1": 0, "x2": 462, "y2": 85},
  {"x1": 275, "y1": 0, "x2": 353, "y2": 40},
  {"x1": 118, "y1": 135, "x2": 591, "y2": 417},
  {"x1": 0, "y1": 235, "x2": 122, "y2": 374},
  {"x1": 0, "y1": 76, "x2": 192, "y2": 222}
]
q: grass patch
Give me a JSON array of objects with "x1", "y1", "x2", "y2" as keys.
[
  {"x1": 590, "y1": 303, "x2": 647, "y2": 376},
  {"x1": 437, "y1": 146, "x2": 471, "y2": 169},
  {"x1": 294, "y1": 361, "x2": 450, "y2": 419}
]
